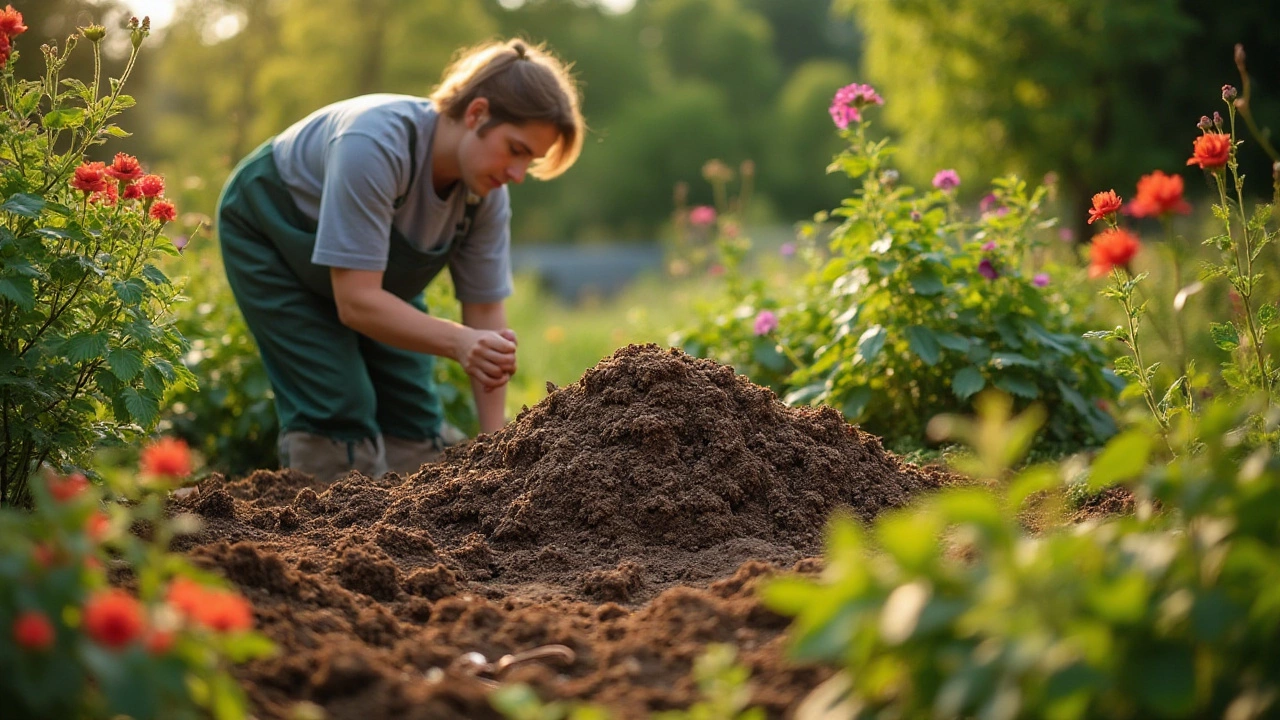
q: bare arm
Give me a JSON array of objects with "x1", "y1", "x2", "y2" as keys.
[
  {"x1": 330, "y1": 268, "x2": 516, "y2": 391},
  {"x1": 462, "y1": 300, "x2": 515, "y2": 434}
]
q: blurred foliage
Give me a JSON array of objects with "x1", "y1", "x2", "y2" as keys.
[{"x1": 838, "y1": 0, "x2": 1279, "y2": 240}]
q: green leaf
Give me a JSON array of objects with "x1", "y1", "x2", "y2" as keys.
[
  {"x1": 760, "y1": 576, "x2": 820, "y2": 615},
  {"x1": 1088, "y1": 429, "x2": 1153, "y2": 490},
  {"x1": 905, "y1": 325, "x2": 941, "y2": 366},
  {"x1": 991, "y1": 352, "x2": 1037, "y2": 369},
  {"x1": 908, "y1": 268, "x2": 946, "y2": 296},
  {"x1": 952, "y1": 366, "x2": 986, "y2": 400},
  {"x1": 1259, "y1": 303, "x2": 1277, "y2": 329},
  {"x1": 221, "y1": 631, "x2": 276, "y2": 663},
  {"x1": 1134, "y1": 645, "x2": 1196, "y2": 716},
  {"x1": 856, "y1": 325, "x2": 887, "y2": 364},
  {"x1": 17, "y1": 87, "x2": 41, "y2": 116},
  {"x1": 1210, "y1": 322, "x2": 1239, "y2": 351},
  {"x1": 935, "y1": 332, "x2": 971, "y2": 353},
  {"x1": 783, "y1": 381, "x2": 825, "y2": 406},
  {"x1": 994, "y1": 374, "x2": 1040, "y2": 398},
  {"x1": 1, "y1": 193, "x2": 46, "y2": 218},
  {"x1": 120, "y1": 387, "x2": 160, "y2": 426},
  {"x1": 840, "y1": 386, "x2": 872, "y2": 419},
  {"x1": 752, "y1": 340, "x2": 787, "y2": 372},
  {"x1": 0, "y1": 277, "x2": 35, "y2": 310},
  {"x1": 101, "y1": 124, "x2": 132, "y2": 138},
  {"x1": 42, "y1": 107, "x2": 86, "y2": 130},
  {"x1": 107, "y1": 347, "x2": 145, "y2": 381},
  {"x1": 113, "y1": 278, "x2": 147, "y2": 304},
  {"x1": 63, "y1": 333, "x2": 109, "y2": 363},
  {"x1": 141, "y1": 264, "x2": 170, "y2": 286}
]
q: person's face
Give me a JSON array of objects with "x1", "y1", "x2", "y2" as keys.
[{"x1": 458, "y1": 99, "x2": 560, "y2": 197}]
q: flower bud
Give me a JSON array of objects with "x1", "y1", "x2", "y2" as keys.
[
  {"x1": 1213, "y1": 112, "x2": 1223, "y2": 131},
  {"x1": 1222, "y1": 85, "x2": 1238, "y2": 101},
  {"x1": 1235, "y1": 44, "x2": 1246, "y2": 74},
  {"x1": 910, "y1": 210, "x2": 922, "y2": 222},
  {"x1": 130, "y1": 16, "x2": 150, "y2": 49},
  {"x1": 81, "y1": 25, "x2": 105, "y2": 42},
  {"x1": 1198, "y1": 115, "x2": 1213, "y2": 131}
]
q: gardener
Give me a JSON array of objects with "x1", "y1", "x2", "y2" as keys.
[{"x1": 216, "y1": 40, "x2": 584, "y2": 482}]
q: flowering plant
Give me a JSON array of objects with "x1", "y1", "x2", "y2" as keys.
[
  {"x1": 0, "y1": 436, "x2": 274, "y2": 719},
  {"x1": 0, "y1": 10, "x2": 194, "y2": 505},
  {"x1": 1084, "y1": 46, "x2": 1278, "y2": 440},
  {"x1": 676, "y1": 83, "x2": 1118, "y2": 451}
]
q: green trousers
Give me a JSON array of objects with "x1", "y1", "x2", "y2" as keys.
[{"x1": 216, "y1": 139, "x2": 452, "y2": 448}]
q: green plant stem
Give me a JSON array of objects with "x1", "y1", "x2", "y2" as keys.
[
  {"x1": 1115, "y1": 268, "x2": 1167, "y2": 430},
  {"x1": 771, "y1": 334, "x2": 808, "y2": 371},
  {"x1": 1161, "y1": 216, "x2": 1190, "y2": 383}
]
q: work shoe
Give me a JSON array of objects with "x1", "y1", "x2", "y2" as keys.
[
  {"x1": 384, "y1": 423, "x2": 470, "y2": 477},
  {"x1": 278, "y1": 431, "x2": 387, "y2": 484}
]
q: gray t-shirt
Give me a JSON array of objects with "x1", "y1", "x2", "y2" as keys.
[{"x1": 271, "y1": 94, "x2": 513, "y2": 304}]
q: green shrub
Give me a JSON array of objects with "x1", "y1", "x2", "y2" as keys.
[
  {"x1": 674, "y1": 85, "x2": 1118, "y2": 452},
  {"x1": 0, "y1": 17, "x2": 193, "y2": 505}
]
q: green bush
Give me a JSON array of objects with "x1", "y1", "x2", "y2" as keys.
[
  {"x1": 675, "y1": 86, "x2": 1118, "y2": 452},
  {"x1": 0, "y1": 17, "x2": 193, "y2": 505}
]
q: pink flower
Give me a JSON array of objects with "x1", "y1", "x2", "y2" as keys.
[
  {"x1": 829, "y1": 82, "x2": 884, "y2": 130},
  {"x1": 932, "y1": 169, "x2": 961, "y2": 192},
  {"x1": 1032, "y1": 273, "x2": 1050, "y2": 288},
  {"x1": 978, "y1": 258, "x2": 999, "y2": 280},
  {"x1": 753, "y1": 310, "x2": 778, "y2": 336},
  {"x1": 981, "y1": 241, "x2": 997, "y2": 252},
  {"x1": 779, "y1": 242, "x2": 796, "y2": 257},
  {"x1": 689, "y1": 205, "x2": 716, "y2": 226}
]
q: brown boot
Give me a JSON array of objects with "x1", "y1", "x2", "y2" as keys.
[
  {"x1": 384, "y1": 423, "x2": 469, "y2": 476},
  {"x1": 278, "y1": 431, "x2": 387, "y2": 483}
]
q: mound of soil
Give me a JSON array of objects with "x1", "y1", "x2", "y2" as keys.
[{"x1": 172, "y1": 345, "x2": 949, "y2": 718}]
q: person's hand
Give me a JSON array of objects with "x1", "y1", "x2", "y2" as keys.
[{"x1": 456, "y1": 327, "x2": 517, "y2": 390}]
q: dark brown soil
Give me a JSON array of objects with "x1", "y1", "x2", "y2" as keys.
[{"x1": 172, "y1": 345, "x2": 950, "y2": 719}]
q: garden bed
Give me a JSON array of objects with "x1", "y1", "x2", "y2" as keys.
[{"x1": 171, "y1": 345, "x2": 948, "y2": 718}]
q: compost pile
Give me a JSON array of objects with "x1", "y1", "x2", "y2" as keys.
[{"x1": 172, "y1": 344, "x2": 949, "y2": 719}]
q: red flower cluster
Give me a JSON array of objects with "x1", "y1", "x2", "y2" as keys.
[
  {"x1": 83, "y1": 589, "x2": 145, "y2": 649},
  {"x1": 140, "y1": 436, "x2": 193, "y2": 480},
  {"x1": 150, "y1": 199, "x2": 177, "y2": 223},
  {"x1": 1187, "y1": 133, "x2": 1231, "y2": 170},
  {"x1": 1087, "y1": 189, "x2": 1122, "y2": 225},
  {"x1": 166, "y1": 577, "x2": 254, "y2": 633},
  {"x1": 106, "y1": 153, "x2": 145, "y2": 182},
  {"x1": 0, "y1": 5, "x2": 27, "y2": 69},
  {"x1": 1089, "y1": 228, "x2": 1141, "y2": 278},
  {"x1": 1127, "y1": 170, "x2": 1191, "y2": 218}
]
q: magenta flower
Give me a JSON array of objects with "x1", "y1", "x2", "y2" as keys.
[
  {"x1": 829, "y1": 82, "x2": 883, "y2": 129},
  {"x1": 932, "y1": 169, "x2": 961, "y2": 192},
  {"x1": 978, "y1": 258, "x2": 999, "y2": 280},
  {"x1": 979, "y1": 193, "x2": 999, "y2": 213},
  {"x1": 753, "y1": 310, "x2": 779, "y2": 336},
  {"x1": 1032, "y1": 272, "x2": 1050, "y2": 287},
  {"x1": 1058, "y1": 228, "x2": 1075, "y2": 243},
  {"x1": 689, "y1": 205, "x2": 716, "y2": 226},
  {"x1": 981, "y1": 241, "x2": 997, "y2": 252},
  {"x1": 779, "y1": 241, "x2": 796, "y2": 257}
]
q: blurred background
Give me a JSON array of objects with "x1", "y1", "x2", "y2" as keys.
[{"x1": 13, "y1": 0, "x2": 1278, "y2": 474}]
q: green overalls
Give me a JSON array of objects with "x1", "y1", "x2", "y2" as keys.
[{"x1": 216, "y1": 136, "x2": 479, "y2": 460}]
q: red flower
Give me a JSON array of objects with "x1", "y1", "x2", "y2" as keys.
[
  {"x1": 90, "y1": 182, "x2": 118, "y2": 206},
  {"x1": 1127, "y1": 170, "x2": 1191, "y2": 218},
  {"x1": 1089, "y1": 228, "x2": 1141, "y2": 278},
  {"x1": 141, "y1": 437, "x2": 192, "y2": 479},
  {"x1": 0, "y1": 5, "x2": 27, "y2": 37},
  {"x1": 48, "y1": 472, "x2": 89, "y2": 502},
  {"x1": 137, "y1": 174, "x2": 165, "y2": 198},
  {"x1": 1187, "y1": 133, "x2": 1231, "y2": 170},
  {"x1": 0, "y1": 33, "x2": 10, "y2": 70},
  {"x1": 1087, "y1": 189, "x2": 1123, "y2": 225},
  {"x1": 83, "y1": 590, "x2": 145, "y2": 649},
  {"x1": 86, "y1": 511, "x2": 111, "y2": 541},
  {"x1": 166, "y1": 577, "x2": 206, "y2": 619},
  {"x1": 122, "y1": 182, "x2": 141, "y2": 200},
  {"x1": 145, "y1": 629, "x2": 175, "y2": 655},
  {"x1": 105, "y1": 153, "x2": 145, "y2": 182},
  {"x1": 196, "y1": 593, "x2": 254, "y2": 633},
  {"x1": 13, "y1": 610, "x2": 55, "y2": 651},
  {"x1": 70, "y1": 162, "x2": 109, "y2": 194},
  {"x1": 150, "y1": 199, "x2": 177, "y2": 223}
]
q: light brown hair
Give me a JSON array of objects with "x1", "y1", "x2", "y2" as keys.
[{"x1": 431, "y1": 39, "x2": 585, "y2": 180}]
